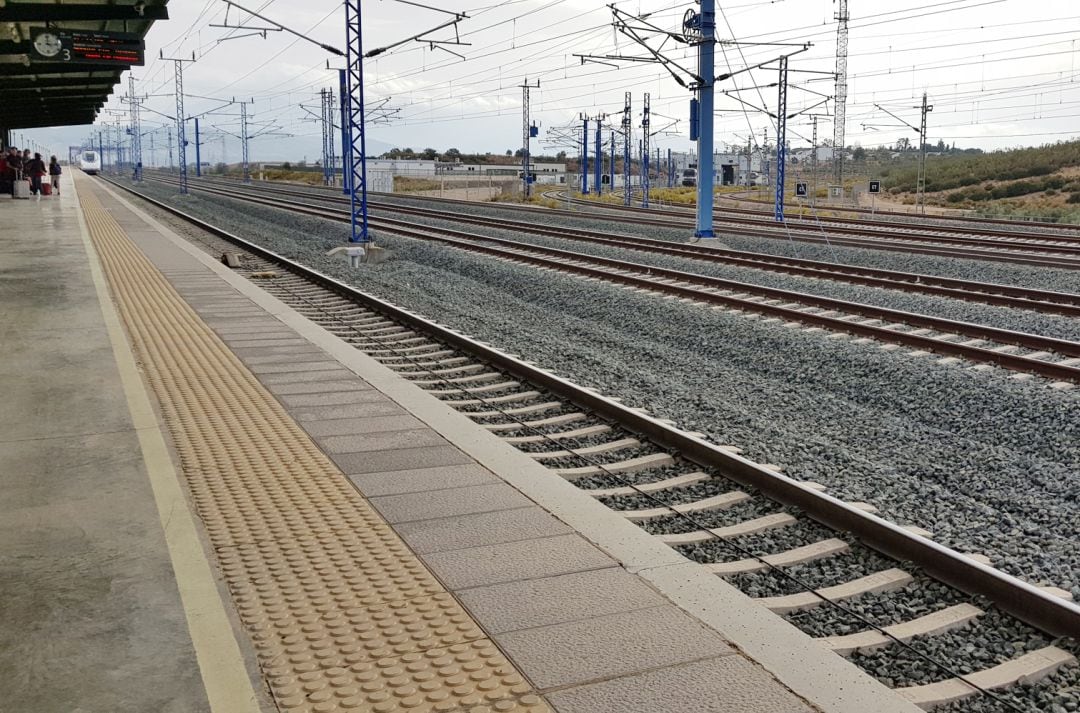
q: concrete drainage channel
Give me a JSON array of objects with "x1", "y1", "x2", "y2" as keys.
[{"x1": 104, "y1": 178, "x2": 1080, "y2": 712}]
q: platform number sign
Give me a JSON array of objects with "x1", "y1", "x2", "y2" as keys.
[
  {"x1": 795, "y1": 182, "x2": 808, "y2": 198},
  {"x1": 869, "y1": 180, "x2": 881, "y2": 194}
]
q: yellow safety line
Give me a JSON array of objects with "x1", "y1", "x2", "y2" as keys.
[
  {"x1": 72, "y1": 177, "x2": 263, "y2": 713},
  {"x1": 76, "y1": 175, "x2": 551, "y2": 713}
]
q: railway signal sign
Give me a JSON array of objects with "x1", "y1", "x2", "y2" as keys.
[
  {"x1": 869, "y1": 180, "x2": 881, "y2": 194},
  {"x1": 795, "y1": 182, "x2": 807, "y2": 198}
]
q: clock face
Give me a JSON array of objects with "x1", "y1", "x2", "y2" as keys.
[{"x1": 34, "y1": 32, "x2": 62, "y2": 58}]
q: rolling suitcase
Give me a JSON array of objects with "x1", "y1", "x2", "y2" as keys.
[
  {"x1": 42, "y1": 183, "x2": 52, "y2": 196},
  {"x1": 13, "y1": 180, "x2": 30, "y2": 199}
]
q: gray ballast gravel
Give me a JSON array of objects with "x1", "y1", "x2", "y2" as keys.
[{"x1": 128, "y1": 181, "x2": 1080, "y2": 597}]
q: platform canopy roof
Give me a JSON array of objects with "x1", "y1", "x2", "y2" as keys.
[{"x1": 0, "y1": 0, "x2": 169, "y2": 131}]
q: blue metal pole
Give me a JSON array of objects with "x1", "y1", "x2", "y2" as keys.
[
  {"x1": 581, "y1": 117, "x2": 589, "y2": 195},
  {"x1": 594, "y1": 121, "x2": 602, "y2": 196},
  {"x1": 345, "y1": 0, "x2": 370, "y2": 243},
  {"x1": 667, "y1": 148, "x2": 673, "y2": 188},
  {"x1": 194, "y1": 118, "x2": 201, "y2": 177},
  {"x1": 695, "y1": 0, "x2": 716, "y2": 237},
  {"x1": 339, "y1": 69, "x2": 350, "y2": 195}
]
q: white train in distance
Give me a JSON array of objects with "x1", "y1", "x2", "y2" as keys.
[{"x1": 78, "y1": 150, "x2": 101, "y2": 175}]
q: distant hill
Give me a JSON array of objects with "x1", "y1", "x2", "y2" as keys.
[{"x1": 881, "y1": 140, "x2": 1080, "y2": 222}]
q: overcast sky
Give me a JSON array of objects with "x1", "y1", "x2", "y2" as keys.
[{"x1": 19, "y1": 0, "x2": 1080, "y2": 164}]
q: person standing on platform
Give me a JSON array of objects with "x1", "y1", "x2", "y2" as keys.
[
  {"x1": 49, "y1": 156, "x2": 62, "y2": 195},
  {"x1": 26, "y1": 153, "x2": 47, "y2": 200}
]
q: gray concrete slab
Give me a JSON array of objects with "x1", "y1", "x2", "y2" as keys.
[
  {"x1": 393, "y1": 506, "x2": 572, "y2": 554},
  {"x1": 332, "y1": 444, "x2": 475, "y2": 475},
  {"x1": 238, "y1": 350, "x2": 332, "y2": 365},
  {"x1": 300, "y1": 414, "x2": 427, "y2": 437},
  {"x1": 369, "y1": 481, "x2": 532, "y2": 523},
  {"x1": 546, "y1": 656, "x2": 815, "y2": 713},
  {"x1": 455, "y1": 568, "x2": 665, "y2": 634},
  {"x1": 346, "y1": 463, "x2": 499, "y2": 497},
  {"x1": 269, "y1": 380, "x2": 374, "y2": 396},
  {"x1": 246, "y1": 360, "x2": 347, "y2": 374},
  {"x1": 421, "y1": 534, "x2": 614, "y2": 590},
  {"x1": 257, "y1": 368, "x2": 358, "y2": 385},
  {"x1": 495, "y1": 606, "x2": 734, "y2": 691},
  {"x1": 223, "y1": 330, "x2": 309, "y2": 342},
  {"x1": 289, "y1": 401, "x2": 409, "y2": 422},
  {"x1": 317, "y1": 428, "x2": 449, "y2": 454}
]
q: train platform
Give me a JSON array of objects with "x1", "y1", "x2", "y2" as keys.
[{"x1": 0, "y1": 172, "x2": 922, "y2": 713}]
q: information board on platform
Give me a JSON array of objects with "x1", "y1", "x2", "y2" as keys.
[{"x1": 30, "y1": 28, "x2": 145, "y2": 66}]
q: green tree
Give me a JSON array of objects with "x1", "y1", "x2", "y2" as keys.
[{"x1": 420, "y1": 148, "x2": 438, "y2": 160}]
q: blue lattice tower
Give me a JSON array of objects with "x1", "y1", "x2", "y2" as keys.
[
  {"x1": 622, "y1": 92, "x2": 631, "y2": 206},
  {"x1": 580, "y1": 115, "x2": 588, "y2": 195},
  {"x1": 775, "y1": 55, "x2": 788, "y2": 222},
  {"x1": 339, "y1": 69, "x2": 351, "y2": 195},
  {"x1": 594, "y1": 117, "x2": 602, "y2": 196},
  {"x1": 344, "y1": 0, "x2": 371, "y2": 243},
  {"x1": 641, "y1": 92, "x2": 650, "y2": 209}
]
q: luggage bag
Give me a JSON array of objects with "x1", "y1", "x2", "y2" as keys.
[{"x1": 13, "y1": 180, "x2": 30, "y2": 199}]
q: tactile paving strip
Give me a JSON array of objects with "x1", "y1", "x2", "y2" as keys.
[{"x1": 78, "y1": 179, "x2": 552, "y2": 713}]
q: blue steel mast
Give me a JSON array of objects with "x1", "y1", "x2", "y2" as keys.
[
  {"x1": 641, "y1": 93, "x2": 650, "y2": 209},
  {"x1": 580, "y1": 115, "x2": 589, "y2": 195},
  {"x1": 594, "y1": 117, "x2": 603, "y2": 197},
  {"x1": 345, "y1": 0, "x2": 370, "y2": 243},
  {"x1": 686, "y1": 1, "x2": 715, "y2": 238},
  {"x1": 775, "y1": 56, "x2": 788, "y2": 222},
  {"x1": 339, "y1": 69, "x2": 351, "y2": 195},
  {"x1": 623, "y1": 92, "x2": 631, "y2": 206}
]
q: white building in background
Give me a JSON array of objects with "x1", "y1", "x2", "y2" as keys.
[
  {"x1": 438, "y1": 162, "x2": 566, "y2": 176},
  {"x1": 367, "y1": 159, "x2": 437, "y2": 177}
]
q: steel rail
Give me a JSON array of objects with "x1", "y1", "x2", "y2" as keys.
[
  {"x1": 186, "y1": 176, "x2": 1080, "y2": 316},
  {"x1": 102, "y1": 175, "x2": 1080, "y2": 639},
  {"x1": 388, "y1": 187, "x2": 1080, "y2": 269},
  {"x1": 150, "y1": 176, "x2": 1080, "y2": 379},
  {"x1": 558, "y1": 192, "x2": 1080, "y2": 256},
  {"x1": 169, "y1": 174, "x2": 1080, "y2": 269},
  {"x1": 715, "y1": 189, "x2": 1080, "y2": 236}
]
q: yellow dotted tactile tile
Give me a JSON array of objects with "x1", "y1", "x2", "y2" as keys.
[{"x1": 77, "y1": 179, "x2": 553, "y2": 713}]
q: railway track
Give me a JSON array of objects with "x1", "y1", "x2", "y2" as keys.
[
  {"x1": 147, "y1": 175, "x2": 1080, "y2": 383},
  {"x1": 715, "y1": 188, "x2": 1080, "y2": 237},
  {"x1": 545, "y1": 190, "x2": 1080, "y2": 264},
  {"x1": 178, "y1": 176, "x2": 1080, "y2": 317},
  {"x1": 104, "y1": 176, "x2": 1080, "y2": 711},
  {"x1": 154, "y1": 172, "x2": 1080, "y2": 269}
]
